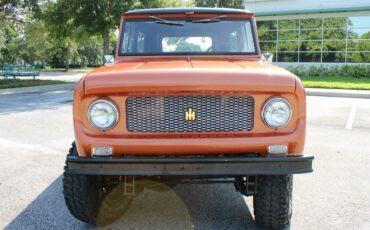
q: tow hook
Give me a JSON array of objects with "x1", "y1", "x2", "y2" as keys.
[
  {"x1": 234, "y1": 176, "x2": 257, "y2": 196},
  {"x1": 123, "y1": 176, "x2": 136, "y2": 196}
]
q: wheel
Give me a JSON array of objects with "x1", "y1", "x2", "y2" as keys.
[
  {"x1": 63, "y1": 142, "x2": 133, "y2": 226},
  {"x1": 253, "y1": 175, "x2": 293, "y2": 230}
]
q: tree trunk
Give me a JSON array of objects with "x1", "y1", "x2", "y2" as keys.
[
  {"x1": 103, "y1": 29, "x2": 110, "y2": 55},
  {"x1": 65, "y1": 51, "x2": 70, "y2": 72},
  {"x1": 42, "y1": 53, "x2": 46, "y2": 69}
]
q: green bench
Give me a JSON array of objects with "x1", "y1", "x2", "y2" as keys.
[{"x1": 1, "y1": 65, "x2": 41, "y2": 80}]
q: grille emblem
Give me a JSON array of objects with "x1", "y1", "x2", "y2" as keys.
[{"x1": 185, "y1": 108, "x2": 196, "y2": 121}]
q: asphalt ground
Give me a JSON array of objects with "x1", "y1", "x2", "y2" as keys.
[{"x1": 0, "y1": 91, "x2": 369, "y2": 230}]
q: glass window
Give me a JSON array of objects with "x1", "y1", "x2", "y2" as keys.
[
  {"x1": 256, "y1": 16, "x2": 369, "y2": 63},
  {"x1": 257, "y1": 20, "x2": 277, "y2": 31},
  {"x1": 162, "y1": 37, "x2": 212, "y2": 53},
  {"x1": 120, "y1": 19, "x2": 257, "y2": 55},
  {"x1": 277, "y1": 52, "x2": 298, "y2": 62},
  {"x1": 348, "y1": 16, "x2": 370, "y2": 28},
  {"x1": 300, "y1": 41, "x2": 322, "y2": 52},
  {"x1": 322, "y1": 52, "x2": 346, "y2": 63},
  {"x1": 346, "y1": 52, "x2": 370, "y2": 63},
  {"x1": 137, "y1": 32, "x2": 145, "y2": 53},
  {"x1": 279, "y1": 19, "x2": 299, "y2": 30},
  {"x1": 323, "y1": 17, "x2": 348, "y2": 29},
  {"x1": 351, "y1": 28, "x2": 370, "y2": 38},
  {"x1": 278, "y1": 41, "x2": 299, "y2": 52},
  {"x1": 278, "y1": 30, "x2": 298, "y2": 40},
  {"x1": 299, "y1": 52, "x2": 321, "y2": 62},
  {"x1": 347, "y1": 39, "x2": 370, "y2": 51},
  {"x1": 260, "y1": 41, "x2": 276, "y2": 51},
  {"x1": 300, "y1": 19, "x2": 322, "y2": 29},
  {"x1": 347, "y1": 30, "x2": 360, "y2": 39},
  {"x1": 323, "y1": 41, "x2": 346, "y2": 52},
  {"x1": 300, "y1": 29, "x2": 322, "y2": 40},
  {"x1": 323, "y1": 29, "x2": 346, "y2": 40},
  {"x1": 258, "y1": 30, "x2": 277, "y2": 41}
]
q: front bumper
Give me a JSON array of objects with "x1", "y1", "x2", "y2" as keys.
[{"x1": 65, "y1": 154, "x2": 314, "y2": 176}]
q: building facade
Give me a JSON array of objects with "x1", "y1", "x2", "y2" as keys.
[{"x1": 245, "y1": 0, "x2": 370, "y2": 65}]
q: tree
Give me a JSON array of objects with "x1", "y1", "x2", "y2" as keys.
[
  {"x1": 0, "y1": 0, "x2": 195, "y2": 66},
  {"x1": 195, "y1": 0, "x2": 244, "y2": 9},
  {"x1": 0, "y1": 0, "x2": 40, "y2": 22},
  {"x1": 62, "y1": 0, "x2": 193, "y2": 56},
  {"x1": 42, "y1": 1, "x2": 84, "y2": 71},
  {"x1": 349, "y1": 31, "x2": 370, "y2": 63},
  {"x1": 0, "y1": 0, "x2": 40, "y2": 64}
]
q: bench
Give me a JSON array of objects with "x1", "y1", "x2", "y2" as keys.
[{"x1": 1, "y1": 65, "x2": 41, "y2": 80}]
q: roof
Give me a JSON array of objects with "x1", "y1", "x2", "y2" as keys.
[{"x1": 124, "y1": 7, "x2": 252, "y2": 15}]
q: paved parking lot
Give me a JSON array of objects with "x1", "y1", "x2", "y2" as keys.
[{"x1": 0, "y1": 91, "x2": 369, "y2": 230}]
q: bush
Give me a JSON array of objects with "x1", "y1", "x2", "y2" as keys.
[{"x1": 287, "y1": 65, "x2": 370, "y2": 78}]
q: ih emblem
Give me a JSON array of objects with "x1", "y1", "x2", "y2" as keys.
[{"x1": 185, "y1": 108, "x2": 196, "y2": 121}]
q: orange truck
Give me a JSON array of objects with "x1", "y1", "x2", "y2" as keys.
[{"x1": 63, "y1": 8, "x2": 313, "y2": 229}]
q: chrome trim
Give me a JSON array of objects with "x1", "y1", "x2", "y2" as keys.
[
  {"x1": 262, "y1": 97, "x2": 292, "y2": 130},
  {"x1": 87, "y1": 99, "x2": 119, "y2": 131}
]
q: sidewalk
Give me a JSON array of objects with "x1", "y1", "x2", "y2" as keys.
[
  {"x1": 39, "y1": 72, "x2": 85, "y2": 82},
  {"x1": 306, "y1": 88, "x2": 370, "y2": 99},
  {"x1": 1, "y1": 71, "x2": 370, "y2": 99}
]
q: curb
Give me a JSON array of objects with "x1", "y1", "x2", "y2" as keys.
[
  {"x1": 306, "y1": 88, "x2": 370, "y2": 99},
  {"x1": 0, "y1": 83, "x2": 76, "y2": 95},
  {"x1": 1, "y1": 83, "x2": 369, "y2": 99}
]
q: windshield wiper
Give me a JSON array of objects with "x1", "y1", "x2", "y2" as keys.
[
  {"x1": 148, "y1": 16, "x2": 184, "y2": 26},
  {"x1": 192, "y1": 15, "x2": 227, "y2": 23}
]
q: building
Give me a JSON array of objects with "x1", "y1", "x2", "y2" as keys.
[{"x1": 244, "y1": 0, "x2": 370, "y2": 66}]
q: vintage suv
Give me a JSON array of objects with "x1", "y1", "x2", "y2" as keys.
[{"x1": 63, "y1": 7, "x2": 314, "y2": 229}]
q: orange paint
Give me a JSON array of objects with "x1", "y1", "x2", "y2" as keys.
[{"x1": 73, "y1": 10, "x2": 306, "y2": 158}]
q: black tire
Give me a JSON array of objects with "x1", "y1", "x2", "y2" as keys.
[
  {"x1": 253, "y1": 175, "x2": 293, "y2": 230},
  {"x1": 63, "y1": 142, "x2": 133, "y2": 226}
]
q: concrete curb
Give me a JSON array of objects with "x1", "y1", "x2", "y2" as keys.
[
  {"x1": 306, "y1": 88, "x2": 370, "y2": 99},
  {"x1": 0, "y1": 83, "x2": 76, "y2": 95}
]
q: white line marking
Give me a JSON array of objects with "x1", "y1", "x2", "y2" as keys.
[{"x1": 345, "y1": 103, "x2": 357, "y2": 130}]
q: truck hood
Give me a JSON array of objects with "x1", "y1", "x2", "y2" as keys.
[{"x1": 84, "y1": 59, "x2": 297, "y2": 95}]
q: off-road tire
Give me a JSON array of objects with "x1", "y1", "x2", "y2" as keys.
[
  {"x1": 253, "y1": 175, "x2": 293, "y2": 230},
  {"x1": 63, "y1": 142, "x2": 133, "y2": 226}
]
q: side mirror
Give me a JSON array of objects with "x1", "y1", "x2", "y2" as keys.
[
  {"x1": 103, "y1": 55, "x2": 115, "y2": 66},
  {"x1": 260, "y1": 53, "x2": 274, "y2": 64}
]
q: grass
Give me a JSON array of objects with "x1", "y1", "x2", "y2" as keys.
[
  {"x1": 300, "y1": 76, "x2": 370, "y2": 90},
  {"x1": 1, "y1": 75, "x2": 369, "y2": 91},
  {"x1": 41, "y1": 67, "x2": 94, "y2": 73},
  {"x1": 0, "y1": 79, "x2": 67, "y2": 89}
]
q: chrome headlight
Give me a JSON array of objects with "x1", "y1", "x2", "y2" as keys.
[
  {"x1": 88, "y1": 99, "x2": 118, "y2": 131},
  {"x1": 262, "y1": 98, "x2": 292, "y2": 129}
]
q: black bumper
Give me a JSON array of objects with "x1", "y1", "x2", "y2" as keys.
[{"x1": 65, "y1": 154, "x2": 314, "y2": 176}]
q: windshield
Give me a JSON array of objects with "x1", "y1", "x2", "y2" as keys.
[{"x1": 119, "y1": 18, "x2": 258, "y2": 56}]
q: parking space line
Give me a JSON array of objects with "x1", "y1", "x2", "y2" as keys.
[{"x1": 345, "y1": 103, "x2": 357, "y2": 130}]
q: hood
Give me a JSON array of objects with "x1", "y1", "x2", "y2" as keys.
[{"x1": 84, "y1": 58, "x2": 297, "y2": 95}]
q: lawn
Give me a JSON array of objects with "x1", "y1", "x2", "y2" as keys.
[
  {"x1": 0, "y1": 79, "x2": 67, "y2": 89},
  {"x1": 41, "y1": 67, "x2": 94, "y2": 73},
  {"x1": 1, "y1": 75, "x2": 369, "y2": 91},
  {"x1": 300, "y1": 76, "x2": 370, "y2": 90}
]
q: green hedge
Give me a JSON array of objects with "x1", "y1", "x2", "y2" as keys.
[{"x1": 287, "y1": 65, "x2": 370, "y2": 78}]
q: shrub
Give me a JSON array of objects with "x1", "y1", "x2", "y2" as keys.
[{"x1": 287, "y1": 64, "x2": 370, "y2": 78}]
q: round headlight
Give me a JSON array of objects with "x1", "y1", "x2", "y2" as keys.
[
  {"x1": 262, "y1": 98, "x2": 292, "y2": 129},
  {"x1": 88, "y1": 99, "x2": 118, "y2": 131}
]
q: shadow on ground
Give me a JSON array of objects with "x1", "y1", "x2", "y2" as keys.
[
  {"x1": 5, "y1": 176, "x2": 269, "y2": 230},
  {"x1": 0, "y1": 90, "x2": 73, "y2": 114}
]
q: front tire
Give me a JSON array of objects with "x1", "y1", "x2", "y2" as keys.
[
  {"x1": 63, "y1": 142, "x2": 133, "y2": 226},
  {"x1": 253, "y1": 175, "x2": 293, "y2": 229}
]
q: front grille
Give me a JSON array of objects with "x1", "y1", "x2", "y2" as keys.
[{"x1": 126, "y1": 96, "x2": 254, "y2": 132}]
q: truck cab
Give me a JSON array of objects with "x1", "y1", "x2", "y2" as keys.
[{"x1": 63, "y1": 8, "x2": 313, "y2": 229}]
